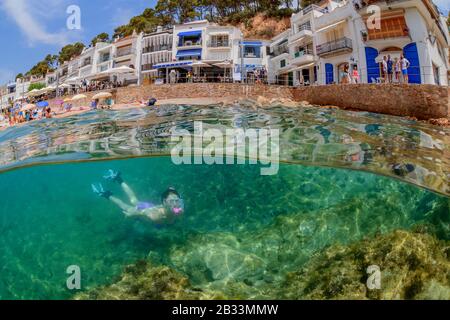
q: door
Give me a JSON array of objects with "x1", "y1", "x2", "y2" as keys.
[
  {"x1": 403, "y1": 43, "x2": 421, "y2": 84},
  {"x1": 325, "y1": 63, "x2": 334, "y2": 84},
  {"x1": 365, "y1": 47, "x2": 379, "y2": 83}
]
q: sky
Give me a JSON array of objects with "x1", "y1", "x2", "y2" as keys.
[
  {"x1": 0, "y1": 0, "x2": 448, "y2": 85},
  {"x1": 0, "y1": 0, "x2": 157, "y2": 84}
]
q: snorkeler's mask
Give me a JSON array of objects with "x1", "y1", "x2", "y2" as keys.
[{"x1": 165, "y1": 197, "x2": 185, "y2": 216}]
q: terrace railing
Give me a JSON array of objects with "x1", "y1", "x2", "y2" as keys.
[
  {"x1": 294, "y1": 48, "x2": 313, "y2": 58},
  {"x1": 80, "y1": 60, "x2": 92, "y2": 68},
  {"x1": 143, "y1": 45, "x2": 172, "y2": 53},
  {"x1": 98, "y1": 56, "x2": 111, "y2": 64},
  {"x1": 302, "y1": 4, "x2": 328, "y2": 15},
  {"x1": 207, "y1": 40, "x2": 231, "y2": 48},
  {"x1": 316, "y1": 37, "x2": 352, "y2": 56},
  {"x1": 116, "y1": 47, "x2": 134, "y2": 58},
  {"x1": 272, "y1": 44, "x2": 289, "y2": 56}
]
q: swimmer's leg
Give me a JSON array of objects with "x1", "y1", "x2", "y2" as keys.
[
  {"x1": 104, "y1": 170, "x2": 138, "y2": 205},
  {"x1": 121, "y1": 183, "x2": 138, "y2": 206},
  {"x1": 109, "y1": 196, "x2": 140, "y2": 217}
]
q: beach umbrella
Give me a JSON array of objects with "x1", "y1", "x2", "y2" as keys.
[
  {"x1": 72, "y1": 94, "x2": 87, "y2": 101},
  {"x1": 108, "y1": 66, "x2": 135, "y2": 74},
  {"x1": 191, "y1": 61, "x2": 211, "y2": 68},
  {"x1": 22, "y1": 104, "x2": 36, "y2": 111},
  {"x1": 92, "y1": 92, "x2": 112, "y2": 99},
  {"x1": 214, "y1": 60, "x2": 233, "y2": 79},
  {"x1": 27, "y1": 89, "x2": 42, "y2": 97},
  {"x1": 214, "y1": 61, "x2": 233, "y2": 68},
  {"x1": 36, "y1": 101, "x2": 49, "y2": 108},
  {"x1": 63, "y1": 98, "x2": 72, "y2": 102},
  {"x1": 41, "y1": 86, "x2": 56, "y2": 93}
]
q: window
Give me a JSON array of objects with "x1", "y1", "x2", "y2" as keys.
[
  {"x1": 325, "y1": 27, "x2": 344, "y2": 42},
  {"x1": 280, "y1": 60, "x2": 286, "y2": 68},
  {"x1": 244, "y1": 46, "x2": 261, "y2": 58},
  {"x1": 210, "y1": 35, "x2": 229, "y2": 47}
]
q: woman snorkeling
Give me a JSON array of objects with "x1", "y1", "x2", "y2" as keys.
[{"x1": 92, "y1": 170, "x2": 185, "y2": 225}]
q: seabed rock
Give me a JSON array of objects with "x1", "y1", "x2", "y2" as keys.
[
  {"x1": 75, "y1": 196, "x2": 449, "y2": 300},
  {"x1": 283, "y1": 230, "x2": 450, "y2": 300},
  {"x1": 75, "y1": 228, "x2": 449, "y2": 300},
  {"x1": 74, "y1": 260, "x2": 228, "y2": 300}
]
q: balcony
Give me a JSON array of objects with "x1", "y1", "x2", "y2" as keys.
[
  {"x1": 97, "y1": 61, "x2": 113, "y2": 73},
  {"x1": 143, "y1": 45, "x2": 171, "y2": 53},
  {"x1": 116, "y1": 47, "x2": 134, "y2": 58},
  {"x1": 98, "y1": 56, "x2": 111, "y2": 64},
  {"x1": 80, "y1": 60, "x2": 92, "y2": 68},
  {"x1": 177, "y1": 41, "x2": 202, "y2": 49},
  {"x1": 316, "y1": 37, "x2": 353, "y2": 57},
  {"x1": 291, "y1": 49, "x2": 314, "y2": 66},
  {"x1": 207, "y1": 40, "x2": 231, "y2": 48},
  {"x1": 302, "y1": 4, "x2": 328, "y2": 15},
  {"x1": 289, "y1": 24, "x2": 313, "y2": 44},
  {"x1": 271, "y1": 44, "x2": 289, "y2": 57}
]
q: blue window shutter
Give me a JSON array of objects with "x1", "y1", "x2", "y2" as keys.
[
  {"x1": 325, "y1": 63, "x2": 334, "y2": 84},
  {"x1": 403, "y1": 43, "x2": 421, "y2": 84},
  {"x1": 365, "y1": 47, "x2": 379, "y2": 83}
]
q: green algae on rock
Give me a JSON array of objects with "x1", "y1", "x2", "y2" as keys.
[
  {"x1": 74, "y1": 260, "x2": 229, "y2": 300},
  {"x1": 283, "y1": 230, "x2": 450, "y2": 300}
]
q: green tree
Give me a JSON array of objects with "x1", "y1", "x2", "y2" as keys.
[
  {"x1": 91, "y1": 32, "x2": 110, "y2": 46},
  {"x1": 15, "y1": 73, "x2": 24, "y2": 80},
  {"x1": 155, "y1": 0, "x2": 200, "y2": 24},
  {"x1": 28, "y1": 83, "x2": 46, "y2": 92},
  {"x1": 58, "y1": 42, "x2": 85, "y2": 64},
  {"x1": 113, "y1": 8, "x2": 162, "y2": 38}
]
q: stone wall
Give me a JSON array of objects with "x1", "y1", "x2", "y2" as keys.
[
  {"x1": 115, "y1": 83, "x2": 295, "y2": 103},
  {"x1": 292, "y1": 84, "x2": 449, "y2": 120},
  {"x1": 53, "y1": 83, "x2": 449, "y2": 120}
]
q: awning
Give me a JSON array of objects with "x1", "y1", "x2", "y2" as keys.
[
  {"x1": 154, "y1": 61, "x2": 193, "y2": 69},
  {"x1": 178, "y1": 30, "x2": 202, "y2": 37},
  {"x1": 176, "y1": 49, "x2": 202, "y2": 58},
  {"x1": 243, "y1": 41, "x2": 262, "y2": 46}
]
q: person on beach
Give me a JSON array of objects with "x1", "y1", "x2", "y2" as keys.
[
  {"x1": 92, "y1": 170, "x2": 185, "y2": 225},
  {"x1": 394, "y1": 57, "x2": 401, "y2": 82},
  {"x1": 387, "y1": 55, "x2": 393, "y2": 83},
  {"x1": 382, "y1": 56, "x2": 388, "y2": 83},
  {"x1": 352, "y1": 66, "x2": 359, "y2": 84},
  {"x1": 400, "y1": 54, "x2": 410, "y2": 84}
]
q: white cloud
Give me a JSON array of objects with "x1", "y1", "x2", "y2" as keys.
[{"x1": 1, "y1": 0, "x2": 69, "y2": 46}]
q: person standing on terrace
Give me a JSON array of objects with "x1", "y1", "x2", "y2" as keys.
[{"x1": 400, "y1": 54, "x2": 411, "y2": 84}]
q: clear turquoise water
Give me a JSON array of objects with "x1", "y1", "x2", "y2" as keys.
[{"x1": 0, "y1": 104, "x2": 448, "y2": 299}]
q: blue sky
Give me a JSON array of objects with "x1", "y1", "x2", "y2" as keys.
[
  {"x1": 0, "y1": 0, "x2": 157, "y2": 83},
  {"x1": 0, "y1": 0, "x2": 448, "y2": 84}
]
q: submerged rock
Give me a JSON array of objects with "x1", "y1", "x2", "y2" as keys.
[
  {"x1": 74, "y1": 260, "x2": 228, "y2": 300},
  {"x1": 283, "y1": 230, "x2": 450, "y2": 300}
]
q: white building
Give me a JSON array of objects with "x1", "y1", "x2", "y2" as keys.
[
  {"x1": 0, "y1": 82, "x2": 16, "y2": 111},
  {"x1": 153, "y1": 20, "x2": 269, "y2": 82},
  {"x1": 112, "y1": 32, "x2": 140, "y2": 85},
  {"x1": 268, "y1": 29, "x2": 291, "y2": 85},
  {"x1": 269, "y1": 0, "x2": 449, "y2": 86},
  {"x1": 140, "y1": 27, "x2": 173, "y2": 83}
]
